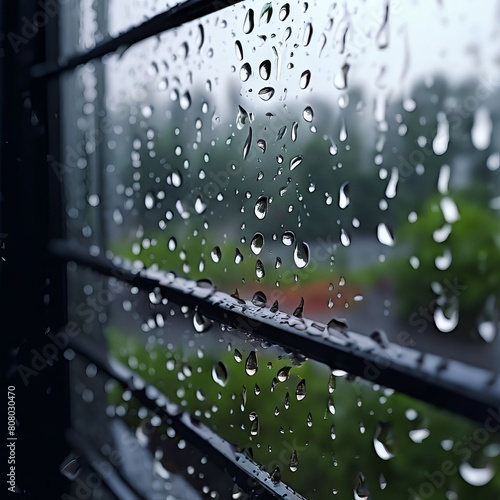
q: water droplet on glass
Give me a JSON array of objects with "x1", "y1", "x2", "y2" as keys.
[
  {"x1": 289, "y1": 450, "x2": 299, "y2": 472},
  {"x1": 339, "y1": 181, "x2": 350, "y2": 209},
  {"x1": 434, "y1": 302, "x2": 459, "y2": 333},
  {"x1": 296, "y1": 379, "x2": 306, "y2": 400},
  {"x1": 291, "y1": 121, "x2": 298, "y2": 142},
  {"x1": 243, "y1": 9, "x2": 255, "y2": 34},
  {"x1": 333, "y1": 63, "x2": 350, "y2": 90},
  {"x1": 277, "y1": 366, "x2": 291, "y2": 382},
  {"x1": 234, "y1": 248, "x2": 244, "y2": 265},
  {"x1": 300, "y1": 70, "x2": 311, "y2": 89},
  {"x1": 258, "y1": 87, "x2": 275, "y2": 101},
  {"x1": 293, "y1": 297, "x2": 305, "y2": 318},
  {"x1": 440, "y1": 197, "x2": 460, "y2": 224},
  {"x1": 290, "y1": 155, "x2": 303, "y2": 171},
  {"x1": 193, "y1": 311, "x2": 212, "y2": 333},
  {"x1": 303, "y1": 23, "x2": 313, "y2": 46},
  {"x1": 194, "y1": 196, "x2": 207, "y2": 214},
  {"x1": 471, "y1": 107, "x2": 493, "y2": 150},
  {"x1": 234, "y1": 349, "x2": 243, "y2": 363},
  {"x1": 303, "y1": 106, "x2": 314, "y2": 122},
  {"x1": 432, "y1": 112, "x2": 449, "y2": 155},
  {"x1": 354, "y1": 472, "x2": 370, "y2": 499},
  {"x1": 377, "y1": 223, "x2": 395, "y2": 246},
  {"x1": 459, "y1": 461, "x2": 494, "y2": 486},
  {"x1": 212, "y1": 361, "x2": 228, "y2": 387},
  {"x1": 252, "y1": 291, "x2": 267, "y2": 307},
  {"x1": 211, "y1": 246, "x2": 222, "y2": 263},
  {"x1": 282, "y1": 231, "x2": 295, "y2": 246},
  {"x1": 340, "y1": 228, "x2": 351, "y2": 247},
  {"x1": 240, "y1": 63, "x2": 252, "y2": 82},
  {"x1": 283, "y1": 391, "x2": 291, "y2": 409},
  {"x1": 254, "y1": 196, "x2": 268, "y2": 219},
  {"x1": 259, "y1": 59, "x2": 271, "y2": 80},
  {"x1": 270, "y1": 300, "x2": 279, "y2": 313},
  {"x1": 257, "y1": 139, "x2": 267, "y2": 153},
  {"x1": 235, "y1": 40, "x2": 243, "y2": 61},
  {"x1": 245, "y1": 351, "x2": 258, "y2": 376},
  {"x1": 293, "y1": 241, "x2": 310, "y2": 268},
  {"x1": 260, "y1": 2, "x2": 273, "y2": 24},
  {"x1": 279, "y1": 3, "x2": 290, "y2": 21},
  {"x1": 145, "y1": 192, "x2": 155, "y2": 210},
  {"x1": 409, "y1": 428, "x2": 430, "y2": 443},
  {"x1": 373, "y1": 422, "x2": 396, "y2": 460},
  {"x1": 255, "y1": 259, "x2": 265, "y2": 279},
  {"x1": 179, "y1": 91, "x2": 191, "y2": 110},
  {"x1": 250, "y1": 232, "x2": 264, "y2": 255},
  {"x1": 270, "y1": 465, "x2": 281, "y2": 484},
  {"x1": 242, "y1": 126, "x2": 253, "y2": 160},
  {"x1": 328, "y1": 396, "x2": 336, "y2": 415},
  {"x1": 250, "y1": 416, "x2": 259, "y2": 436},
  {"x1": 328, "y1": 373, "x2": 336, "y2": 393}
]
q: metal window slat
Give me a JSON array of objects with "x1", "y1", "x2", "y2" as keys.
[
  {"x1": 31, "y1": 0, "x2": 245, "y2": 80},
  {"x1": 50, "y1": 239, "x2": 500, "y2": 426}
]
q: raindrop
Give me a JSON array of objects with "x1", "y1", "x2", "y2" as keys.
[
  {"x1": 179, "y1": 91, "x2": 191, "y2": 110},
  {"x1": 333, "y1": 63, "x2": 350, "y2": 90},
  {"x1": 339, "y1": 181, "x2": 350, "y2": 209},
  {"x1": 259, "y1": 60, "x2": 271, "y2": 80},
  {"x1": 373, "y1": 422, "x2": 396, "y2": 460},
  {"x1": 211, "y1": 246, "x2": 222, "y2": 263},
  {"x1": 256, "y1": 259, "x2": 265, "y2": 279},
  {"x1": 432, "y1": 112, "x2": 449, "y2": 155},
  {"x1": 459, "y1": 461, "x2": 494, "y2": 486},
  {"x1": 234, "y1": 248, "x2": 244, "y2": 264},
  {"x1": 296, "y1": 379, "x2": 306, "y2": 400},
  {"x1": 327, "y1": 396, "x2": 336, "y2": 415},
  {"x1": 245, "y1": 351, "x2": 258, "y2": 376},
  {"x1": 409, "y1": 428, "x2": 430, "y2": 443},
  {"x1": 254, "y1": 196, "x2": 268, "y2": 219},
  {"x1": 291, "y1": 121, "x2": 298, "y2": 142},
  {"x1": 234, "y1": 349, "x2": 243, "y2": 363},
  {"x1": 354, "y1": 472, "x2": 370, "y2": 499},
  {"x1": 250, "y1": 232, "x2": 264, "y2": 254},
  {"x1": 303, "y1": 23, "x2": 313, "y2": 46},
  {"x1": 471, "y1": 107, "x2": 492, "y2": 150},
  {"x1": 437, "y1": 164, "x2": 450, "y2": 194},
  {"x1": 260, "y1": 2, "x2": 273, "y2": 24},
  {"x1": 385, "y1": 167, "x2": 399, "y2": 199},
  {"x1": 300, "y1": 70, "x2": 311, "y2": 89},
  {"x1": 379, "y1": 473, "x2": 387, "y2": 490},
  {"x1": 254, "y1": 384, "x2": 261, "y2": 395},
  {"x1": 168, "y1": 237, "x2": 177, "y2": 251},
  {"x1": 293, "y1": 297, "x2": 305, "y2": 318},
  {"x1": 242, "y1": 126, "x2": 253, "y2": 160},
  {"x1": 377, "y1": 223, "x2": 395, "y2": 246},
  {"x1": 340, "y1": 228, "x2": 350, "y2": 247},
  {"x1": 376, "y1": 4, "x2": 389, "y2": 49},
  {"x1": 303, "y1": 106, "x2": 314, "y2": 122},
  {"x1": 243, "y1": 9, "x2": 255, "y2": 34},
  {"x1": 193, "y1": 311, "x2": 212, "y2": 333},
  {"x1": 252, "y1": 291, "x2": 267, "y2": 307},
  {"x1": 240, "y1": 63, "x2": 252, "y2": 82},
  {"x1": 290, "y1": 155, "x2": 303, "y2": 171},
  {"x1": 235, "y1": 40, "x2": 243, "y2": 61},
  {"x1": 307, "y1": 412, "x2": 313, "y2": 427},
  {"x1": 279, "y1": 392, "x2": 290, "y2": 412},
  {"x1": 435, "y1": 248, "x2": 452, "y2": 271},
  {"x1": 270, "y1": 300, "x2": 279, "y2": 313},
  {"x1": 293, "y1": 241, "x2": 310, "y2": 268},
  {"x1": 212, "y1": 361, "x2": 228, "y2": 386},
  {"x1": 257, "y1": 139, "x2": 267, "y2": 153},
  {"x1": 277, "y1": 366, "x2": 292, "y2": 382},
  {"x1": 440, "y1": 197, "x2": 460, "y2": 224},
  {"x1": 289, "y1": 450, "x2": 299, "y2": 472},
  {"x1": 282, "y1": 231, "x2": 295, "y2": 246},
  {"x1": 250, "y1": 416, "x2": 259, "y2": 436},
  {"x1": 194, "y1": 196, "x2": 207, "y2": 214},
  {"x1": 279, "y1": 4, "x2": 290, "y2": 21},
  {"x1": 270, "y1": 466, "x2": 281, "y2": 485},
  {"x1": 275, "y1": 257, "x2": 282, "y2": 269},
  {"x1": 328, "y1": 373, "x2": 336, "y2": 393},
  {"x1": 434, "y1": 303, "x2": 459, "y2": 333},
  {"x1": 258, "y1": 87, "x2": 275, "y2": 101},
  {"x1": 144, "y1": 192, "x2": 155, "y2": 210},
  {"x1": 276, "y1": 125, "x2": 287, "y2": 140}
]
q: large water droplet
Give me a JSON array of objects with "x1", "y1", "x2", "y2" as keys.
[
  {"x1": 300, "y1": 70, "x2": 311, "y2": 89},
  {"x1": 459, "y1": 461, "x2": 494, "y2": 486},
  {"x1": 193, "y1": 311, "x2": 212, "y2": 333},
  {"x1": 234, "y1": 248, "x2": 244, "y2": 264},
  {"x1": 254, "y1": 196, "x2": 268, "y2": 219},
  {"x1": 258, "y1": 87, "x2": 275, "y2": 101},
  {"x1": 260, "y1": 2, "x2": 273, "y2": 24},
  {"x1": 250, "y1": 232, "x2": 264, "y2": 254},
  {"x1": 259, "y1": 60, "x2": 271, "y2": 80},
  {"x1": 373, "y1": 422, "x2": 396, "y2": 460},
  {"x1": 211, "y1": 246, "x2": 222, "y2": 263},
  {"x1": 303, "y1": 106, "x2": 314, "y2": 122},
  {"x1": 257, "y1": 139, "x2": 267, "y2": 153},
  {"x1": 252, "y1": 290, "x2": 267, "y2": 307},
  {"x1": 277, "y1": 366, "x2": 291, "y2": 382},
  {"x1": 245, "y1": 351, "x2": 258, "y2": 376},
  {"x1": 339, "y1": 181, "x2": 350, "y2": 209},
  {"x1": 290, "y1": 155, "x2": 303, "y2": 171},
  {"x1": 255, "y1": 259, "x2": 265, "y2": 279},
  {"x1": 243, "y1": 9, "x2": 255, "y2": 34},
  {"x1": 293, "y1": 297, "x2": 305, "y2": 318},
  {"x1": 279, "y1": 3, "x2": 290, "y2": 21},
  {"x1": 282, "y1": 231, "x2": 295, "y2": 246},
  {"x1": 296, "y1": 379, "x2": 306, "y2": 400},
  {"x1": 240, "y1": 63, "x2": 252, "y2": 82},
  {"x1": 354, "y1": 472, "x2": 370, "y2": 500},
  {"x1": 377, "y1": 223, "x2": 394, "y2": 246},
  {"x1": 293, "y1": 241, "x2": 310, "y2": 268},
  {"x1": 212, "y1": 361, "x2": 228, "y2": 386}
]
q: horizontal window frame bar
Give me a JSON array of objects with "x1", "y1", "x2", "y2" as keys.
[
  {"x1": 31, "y1": 0, "x2": 244, "y2": 80},
  {"x1": 50, "y1": 239, "x2": 500, "y2": 425},
  {"x1": 66, "y1": 429, "x2": 147, "y2": 500},
  {"x1": 67, "y1": 333, "x2": 305, "y2": 499}
]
